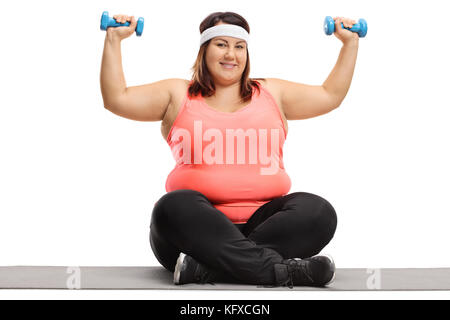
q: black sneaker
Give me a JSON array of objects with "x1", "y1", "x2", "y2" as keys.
[
  {"x1": 273, "y1": 254, "x2": 336, "y2": 288},
  {"x1": 173, "y1": 252, "x2": 215, "y2": 285}
]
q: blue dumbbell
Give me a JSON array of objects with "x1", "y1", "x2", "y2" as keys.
[
  {"x1": 323, "y1": 16, "x2": 367, "y2": 38},
  {"x1": 100, "y1": 11, "x2": 144, "y2": 37}
]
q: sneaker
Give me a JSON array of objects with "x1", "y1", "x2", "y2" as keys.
[
  {"x1": 273, "y1": 254, "x2": 336, "y2": 288},
  {"x1": 173, "y1": 252, "x2": 215, "y2": 285}
]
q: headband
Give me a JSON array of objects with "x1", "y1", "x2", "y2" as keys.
[{"x1": 200, "y1": 24, "x2": 250, "y2": 46}]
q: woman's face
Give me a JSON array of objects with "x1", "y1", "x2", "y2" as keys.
[{"x1": 205, "y1": 23, "x2": 248, "y2": 84}]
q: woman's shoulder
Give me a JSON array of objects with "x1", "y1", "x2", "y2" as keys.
[
  {"x1": 171, "y1": 78, "x2": 191, "y2": 90},
  {"x1": 255, "y1": 78, "x2": 283, "y2": 102},
  {"x1": 258, "y1": 78, "x2": 280, "y2": 92}
]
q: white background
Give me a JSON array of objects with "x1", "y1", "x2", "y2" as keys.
[{"x1": 1, "y1": 0, "x2": 450, "y2": 299}]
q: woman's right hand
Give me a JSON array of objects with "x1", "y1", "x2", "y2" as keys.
[{"x1": 106, "y1": 14, "x2": 137, "y2": 41}]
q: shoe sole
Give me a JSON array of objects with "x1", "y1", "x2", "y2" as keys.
[
  {"x1": 174, "y1": 252, "x2": 186, "y2": 285},
  {"x1": 322, "y1": 254, "x2": 336, "y2": 285}
]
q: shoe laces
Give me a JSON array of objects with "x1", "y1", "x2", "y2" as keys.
[{"x1": 284, "y1": 259, "x2": 314, "y2": 289}]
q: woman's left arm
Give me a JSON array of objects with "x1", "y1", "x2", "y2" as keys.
[
  {"x1": 276, "y1": 17, "x2": 359, "y2": 120},
  {"x1": 322, "y1": 17, "x2": 360, "y2": 110}
]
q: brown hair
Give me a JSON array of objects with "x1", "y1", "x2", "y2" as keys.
[{"x1": 188, "y1": 12, "x2": 265, "y2": 103}]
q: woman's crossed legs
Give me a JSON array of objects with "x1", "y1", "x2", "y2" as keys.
[{"x1": 150, "y1": 189, "x2": 337, "y2": 285}]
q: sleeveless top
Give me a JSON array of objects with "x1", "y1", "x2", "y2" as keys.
[{"x1": 165, "y1": 80, "x2": 291, "y2": 223}]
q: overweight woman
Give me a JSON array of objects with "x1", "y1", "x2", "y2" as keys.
[{"x1": 100, "y1": 11, "x2": 359, "y2": 288}]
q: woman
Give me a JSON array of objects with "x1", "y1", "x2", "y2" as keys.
[{"x1": 100, "y1": 12, "x2": 359, "y2": 288}]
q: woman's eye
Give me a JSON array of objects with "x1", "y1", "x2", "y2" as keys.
[{"x1": 218, "y1": 43, "x2": 244, "y2": 49}]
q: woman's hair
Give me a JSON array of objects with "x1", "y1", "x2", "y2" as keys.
[{"x1": 188, "y1": 12, "x2": 265, "y2": 102}]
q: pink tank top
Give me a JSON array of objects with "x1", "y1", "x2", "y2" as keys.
[{"x1": 165, "y1": 81, "x2": 291, "y2": 223}]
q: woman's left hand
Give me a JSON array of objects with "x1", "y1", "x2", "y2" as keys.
[{"x1": 332, "y1": 17, "x2": 359, "y2": 45}]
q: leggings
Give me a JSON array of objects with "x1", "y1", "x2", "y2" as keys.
[{"x1": 149, "y1": 189, "x2": 338, "y2": 285}]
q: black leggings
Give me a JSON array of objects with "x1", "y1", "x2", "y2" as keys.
[{"x1": 149, "y1": 189, "x2": 337, "y2": 285}]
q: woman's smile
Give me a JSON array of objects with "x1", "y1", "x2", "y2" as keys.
[{"x1": 220, "y1": 62, "x2": 237, "y2": 69}]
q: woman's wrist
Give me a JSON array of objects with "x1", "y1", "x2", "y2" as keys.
[
  {"x1": 342, "y1": 37, "x2": 359, "y2": 48},
  {"x1": 105, "y1": 30, "x2": 122, "y2": 45}
]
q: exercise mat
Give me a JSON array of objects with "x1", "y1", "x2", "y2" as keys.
[{"x1": 1, "y1": 266, "x2": 450, "y2": 290}]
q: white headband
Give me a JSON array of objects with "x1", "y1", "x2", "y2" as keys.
[{"x1": 200, "y1": 24, "x2": 249, "y2": 46}]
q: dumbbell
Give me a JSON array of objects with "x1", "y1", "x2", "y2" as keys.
[
  {"x1": 324, "y1": 16, "x2": 368, "y2": 38},
  {"x1": 100, "y1": 11, "x2": 144, "y2": 36}
]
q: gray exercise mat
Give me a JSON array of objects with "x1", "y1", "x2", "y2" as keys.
[{"x1": 1, "y1": 266, "x2": 450, "y2": 290}]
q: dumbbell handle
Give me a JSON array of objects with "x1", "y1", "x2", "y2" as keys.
[
  {"x1": 100, "y1": 11, "x2": 144, "y2": 36},
  {"x1": 108, "y1": 19, "x2": 131, "y2": 28},
  {"x1": 324, "y1": 16, "x2": 368, "y2": 38},
  {"x1": 340, "y1": 22, "x2": 362, "y2": 33}
]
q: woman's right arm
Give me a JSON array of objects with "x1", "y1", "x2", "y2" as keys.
[{"x1": 100, "y1": 14, "x2": 172, "y2": 122}]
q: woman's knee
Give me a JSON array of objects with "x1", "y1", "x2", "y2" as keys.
[
  {"x1": 288, "y1": 192, "x2": 338, "y2": 240},
  {"x1": 281, "y1": 192, "x2": 337, "y2": 258},
  {"x1": 314, "y1": 194, "x2": 337, "y2": 236},
  {"x1": 151, "y1": 189, "x2": 208, "y2": 227}
]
